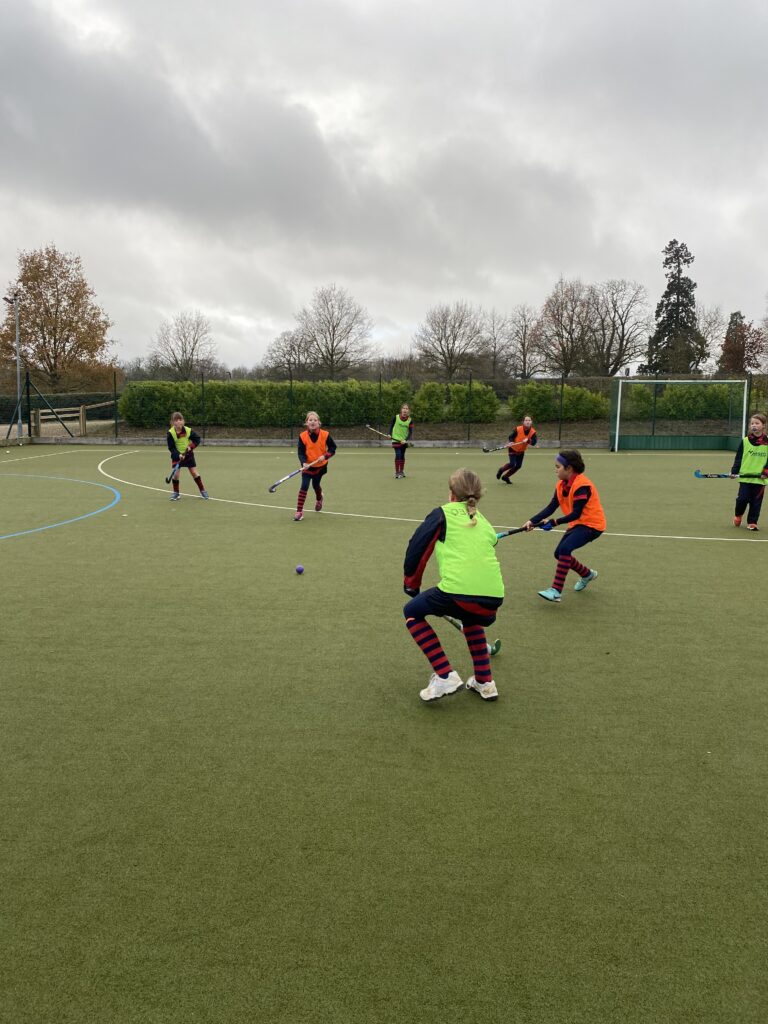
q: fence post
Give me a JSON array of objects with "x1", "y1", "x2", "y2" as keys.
[
  {"x1": 378, "y1": 371, "x2": 383, "y2": 434},
  {"x1": 25, "y1": 370, "x2": 32, "y2": 438},
  {"x1": 557, "y1": 375, "x2": 564, "y2": 442},
  {"x1": 289, "y1": 371, "x2": 294, "y2": 441},
  {"x1": 79, "y1": 405, "x2": 87, "y2": 436},
  {"x1": 467, "y1": 371, "x2": 473, "y2": 442},
  {"x1": 651, "y1": 380, "x2": 659, "y2": 436},
  {"x1": 201, "y1": 372, "x2": 206, "y2": 440},
  {"x1": 113, "y1": 371, "x2": 119, "y2": 439}
]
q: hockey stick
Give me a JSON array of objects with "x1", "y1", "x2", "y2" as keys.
[
  {"x1": 267, "y1": 457, "x2": 324, "y2": 494},
  {"x1": 496, "y1": 520, "x2": 554, "y2": 540},
  {"x1": 693, "y1": 469, "x2": 764, "y2": 480},
  {"x1": 365, "y1": 424, "x2": 412, "y2": 446},
  {"x1": 482, "y1": 437, "x2": 531, "y2": 454},
  {"x1": 165, "y1": 461, "x2": 183, "y2": 484}
]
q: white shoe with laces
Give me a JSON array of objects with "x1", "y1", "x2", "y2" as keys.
[
  {"x1": 466, "y1": 676, "x2": 499, "y2": 701},
  {"x1": 419, "y1": 671, "x2": 464, "y2": 702}
]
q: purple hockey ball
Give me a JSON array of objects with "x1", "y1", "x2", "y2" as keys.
[{"x1": 295, "y1": 565, "x2": 304, "y2": 575}]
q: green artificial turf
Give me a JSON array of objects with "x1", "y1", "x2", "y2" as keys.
[{"x1": 1, "y1": 445, "x2": 766, "y2": 1024}]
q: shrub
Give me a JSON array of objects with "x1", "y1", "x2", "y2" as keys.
[
  {"x1": 655, "y1": 383, "x2": 733, "y2": 421},
  {"x1": 509, "y1": 381, "x2": 609, "y2": 422},
  {"x1": 412, "y1": 382, "x2": 447, "y2": 423},
  {"x1": 446, "y1": 382, "x2": 500, "y2": 423}
]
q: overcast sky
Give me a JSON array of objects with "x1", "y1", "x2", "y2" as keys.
[{"x1": 2, "y1": 0, "x2": 767, "y2": 368}]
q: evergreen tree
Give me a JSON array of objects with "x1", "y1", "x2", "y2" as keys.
[{"x1": 640, "y1": 240, "x2": 708, "y2": 374}]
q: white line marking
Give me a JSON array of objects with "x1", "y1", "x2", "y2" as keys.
[
  {"x1": 0, "y1": 449, "x2": 116, "y2": 465},
  {"x1": 96, "y1": 450, "x2": 768, "y2": 541},
  {"x1": 97, "y1": 452, "x2": 423, "y2": 522}
]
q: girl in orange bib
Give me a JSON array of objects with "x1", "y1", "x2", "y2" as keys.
[
  {"x1": 294, "y1": 411, "x2": 337, "y2": 521},
  {"x1": 522, "y1": 449, "x2": 605, "y2": 602}
]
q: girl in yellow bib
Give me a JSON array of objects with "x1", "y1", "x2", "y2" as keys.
[
  {"x1": 403, "y1": 468, "x2": 504, "y2": 703},
  {"x1": 294, "y1": 411, "x2": 337, "y2": 521},
  {"x1": 389, "y1": 403, "x2": 413, "y2": 479},
  {"x1": 167, "y1": 411, "x2": 209, "y2": 500},
  {"x1": 730, "y1": 412, "x2": 768, "y2": 530}
]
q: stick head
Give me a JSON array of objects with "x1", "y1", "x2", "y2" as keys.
[
  {"x1": 268, "y1": 484, "x2": 278, "y2": 493},
  {"x1": 693, "y1": 469, "x2": 705, "y2": 478}
]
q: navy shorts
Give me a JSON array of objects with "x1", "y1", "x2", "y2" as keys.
[
  {"x1": 300, "y1": 465, "x2": 328, "y2": 490},
  {"x1": 553, "y1": 525, "x2": 601, "y2": 558},
  {"x1": 172, "y1": 452, "x2": 197, "y2": 469},
  {"x1": 404, "y1": 587, "x2": 503, "y2": 627}
]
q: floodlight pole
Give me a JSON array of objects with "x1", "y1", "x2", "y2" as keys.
[{"x1": 3, "y1": 291, "x2": 22, "y2": 441}]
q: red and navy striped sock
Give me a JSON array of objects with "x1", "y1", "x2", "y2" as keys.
[
  {"x1": 463, "y1": 624, "x2": 492, "y2": 683},
  {"x1": 406, "y1": 618, "x2": 452, "y2": 677},
  {"x1": 552, "y1": 555, "x2": 571, "y2": 591},
  {"x1": 172, "y1": 479, "x2": 180, "y2": 494},
  {"x1": 296, "y1": 488, "x2": 308, "y2": 514},
  {"x1": 570, "y1": 556, "x2": 589, "y2": 578},
  {"x1": 194, "y1": 476, "x2": 206, "y2": 492}
]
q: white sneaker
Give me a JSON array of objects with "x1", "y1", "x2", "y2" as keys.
[
  {"x1": 466, "y1": 676, "x2": 499, "y2": 701},
  {"x1": 419, "y1": 670, "x2": 464, "y2": 702}
]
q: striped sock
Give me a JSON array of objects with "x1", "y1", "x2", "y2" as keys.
[
  {"x1": 194, "y1": 476, "x2": 206, "y2": 492},
  {"x1": 296, "y1": 488, "x2": 308, "y2": 514},
  {"x1": 570, "y1": 556, "x2": 589, "y2": 578},
  {"x1": 552, "y1": 555, "x2": 571, "y2": 591},
  {"x1": 463, "y1": 624, "x2": 492, "y2": 683},
  {"x1": 172, "y1": 479, "x2": 180, "y2": 494},
  {"x1": 406, "y1": 618, "x2": 452, "y2": 677}
]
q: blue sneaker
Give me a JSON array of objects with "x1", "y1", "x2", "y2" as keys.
[
  {"x1": 170, "y1": 493, "x2": 181, "y2": 501},
  {"x1": 201, "y1": 490, "x2": 209, "y2": 500},
  {"x1": 574, "y1": 569, "x2": 598, "y2": 592},
  {"x1": 538, "y1": 587, "x2": 561, "y2": 602}
]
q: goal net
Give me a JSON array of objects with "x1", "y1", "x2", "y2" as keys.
[{"x1": 609, "y1": 378, "x2": 750, "y2": 451}]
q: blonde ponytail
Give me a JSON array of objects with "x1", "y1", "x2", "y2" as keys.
[{"x1": 448, "y1": 468, "x2": 484, "y2": 526}]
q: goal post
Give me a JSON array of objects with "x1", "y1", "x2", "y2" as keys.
[{"x1": 610, "y1": 378, "x2": 749, "y2": 451}]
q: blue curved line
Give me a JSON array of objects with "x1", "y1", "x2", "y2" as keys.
[{"x1": 0, "y1": 474, "x2": 122, "y2": 540}]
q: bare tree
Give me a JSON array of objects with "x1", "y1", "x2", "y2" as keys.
[
  {"x1": 296, "y1": 283, "x2": 373, "y2": 380},
  {"x1": 478, "y1": 308, "x2": 515, "y2": 381},
  {"x1": 262, "y1": 329, "x2": 314, "y2": 379},
  {"x1": 539, "y1": 277, "x2": 593, "y2": 376},
  {"x1": 379, "y1": 348, "x2": 424, "y2": 382},
  {"x1": 581, "y1": 280, "x2": 650, "y2": 375},
  {"x1": 508, "y1": 303, "x2": 546, "y2": 378},
  {"x1": 696, "y1": 304, "x2": 727, "y2": 373},
  {"x1": 149, "y1": 310, "x2": 217, "y2": 380},
  {"x1": 413, "y1": 301, "x2": 485, "y2": 381}
]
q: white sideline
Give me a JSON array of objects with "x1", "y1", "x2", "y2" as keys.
[{"x1": 96, "y1": 450, "x2": 767, "y2": 543}]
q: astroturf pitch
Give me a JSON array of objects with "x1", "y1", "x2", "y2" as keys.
[{"x1": 1, "y1": 445, "x2": 765, "y2": 1024}]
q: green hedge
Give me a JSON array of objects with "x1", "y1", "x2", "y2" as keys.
[
  {"x1": 411, "y1": 382, "x2": 445, "y2": 422},
  {"x1": 446, "y1": 382, "x2": 500, "y2": 423},
  {"x1": 509, "y1": 382, "x2": 610, "y2": 422},
  {"x1": 119, "y1": 380, "x2": 414, "y2": 429}
]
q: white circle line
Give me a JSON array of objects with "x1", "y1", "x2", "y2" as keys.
[{"x1": 96, "y1": 450, "x2": 768, "y2": 542}]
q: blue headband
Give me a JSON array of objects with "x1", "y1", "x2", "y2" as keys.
[{"x1": 556, "y1": 454, "x2": 570, "y2": 468}]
